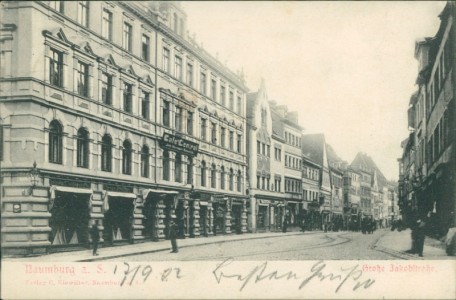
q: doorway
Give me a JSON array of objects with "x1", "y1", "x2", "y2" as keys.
[{"x1": 103, "y1": 197, "x2": 134, "y2": 244}]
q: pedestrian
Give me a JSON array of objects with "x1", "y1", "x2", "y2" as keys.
[
  {"x1": 90, "y1": 220, "x2": 100, "y2": 256},
  {"x1": 169, "y1": 220, "x2": 179, "y2": 253},
  {"x1": 282, "y1": 217, "x2": 288, "y2": 233},
  {"x1": 415, "y1": 216, "x2": 427, "y2": 257}
]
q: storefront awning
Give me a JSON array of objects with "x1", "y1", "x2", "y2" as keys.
[
  {"x1": 51, "y1": 185, "x2": 93, "y2": 195},
  {"x1": 142, "y1": 188, "x2": 179, "y2": 200},
  {"x1": 103, "y1": 191, "x2": 137, "y2": 212}
]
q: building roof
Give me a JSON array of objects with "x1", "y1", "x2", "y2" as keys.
[{"x1": 350, "y1": 152, "x2": 389, "y2": 188}]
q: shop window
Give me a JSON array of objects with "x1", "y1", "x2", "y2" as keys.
[
  {"x1": 76, "y1": 61, "x2": 89, "y2": 97},
  {"x1": 101, "y1": 72, "x2": 112, "y2": 105},
  {"x1": 220, "y1": 166, "x2": 225, "y2": 190},
  {"x1": 101, "y1": 134, "x2": 112, "y2": 172},
  {"x1": 211, "y1": 164, "x2": 217, "y2": 188},
  {"x1": 163, "y1": 150, "x2": 170, "y2": 181},
  {"x1": 49, "y1": 120, "x2": 63, "y2": 164},
  {"x1": 123, "y1": 82, "x2": 133, "y2": 114},
  {"x1": 122, "y1": 140, "x2": 132, "y2": 175},
  {"x1": 175, "y1": 154, "x2": 182, "y2": 183},
  {"x1": 141, "y1": 145, "x2": 149, "y2": 178},
  {"x1": 76, "y1": 128, "x2": 89, "y2": 168},
  {"x1": 49, "y1": 49, "x2": 63, "y2": 87},
  {"x1": 187, "y1": 158, "x2": 193, "y2": 184},
  {"x1": 237, "y1": 170, "x2": 242, "y2": 192},
  {"x1": 201, "y1": 160, "x2": 206, "y2": 187}
]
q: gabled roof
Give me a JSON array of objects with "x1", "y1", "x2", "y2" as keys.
[{"x1": 350, "y1": 152, "x2": 388, "y2": 188}]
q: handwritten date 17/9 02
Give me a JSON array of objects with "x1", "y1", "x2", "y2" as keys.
[{"x1": 113, "y1": 263, "x2": 183, "y2": 287}]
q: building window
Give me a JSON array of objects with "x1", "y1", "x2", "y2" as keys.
[
  {"x1": 141, "y1": 145, "x2": 149, "y2": 178},
  {"x1": 257, "y1": 141, "x2": 261, "y2": 154},
  {"x1": 163, "y1": 150, "x2": 170, "y2": 181},
  {"x1": 122, "y1": 140, "x2": 132, "y2": 175},
  {"x1": 101, "y1": 72, "x2": 112, "y2": 105},
  {"x1": 229, "y1": 91, "x2": 234, "y2": 110},
  {"x1": 50, "y1": 1, "x2": 64, "y2": 13},
  {"x1": 76, "y1": 61, "x2": 89, "y2": 97},
  {"x1": 163, "y1": 48, "x2": 170, "y2": 73},
  {"x1": 229, "y1": 131, "x2": 234, "y2": 150},
  {"x1": 200, "y1": 72, "x2": 207, "y2": 95},
  {"x1": 174, "y1": 56, "x2": 182, "y2": 80},
  {"x1": 123, "y1": 82, "x2": 133, "y2": 113},
  {"x1": 201, "y1": 118, "x2": 207, "y2": 141},
  {"x1": 220, "y1": 127, "x2": 226, "y2": 148},
  {"x1": 101, "y1": 134, "x2": 112, "y2": 172},
  {"x1": 211, "y1": 164, "x2": 217, "y2": 188},
  {"x1": 220, "y1": 85, "x2": 226, "y2": 106},
  {"x1": 201, "y1": 160, "x2": 206, "y2": 187},
  {"x1": 237, "y1": 96, "x2": 242, "y2": 114},
  {"x1": 175, "y1": 154, "x2": 182, "y2": 183},
  {"x1": 175, "y1": 106, "x2": 183, "y2": 131},
  {"x1": 141, "y1": 91, "x2": 150, "y2": 119},
  {"x1": 163, "y1": 100, "x2": 170, "y2": 127},
  {"x1": 102, "y1": 9, "x2": 113, "y2": 41},
  {"x1": 211, "y1": 122, "x2": 217, "y2": 144},
  {"x1": 237, "y1": 134, "x2": 242, "y2": 153},
  {"x1": 123, "y1": 22, "x2": 132, "y2": 52},
  {"x1": 77, "y1": 1, "x2": 89, "y2": 27},
  {"x1": 49, "y1": 49, "x2": 63, "y2": 87},
  {"x1": 76, "y1": 128, "x2": 89, "y2": 168},
  {"x1": 229, "y1": 168, "x2": 234, "y2": 191},
  {"x1": 187, "y1": 111, "x2": 193, "y2": 135},
  {"x1": 142, "y1": 35, "x2": 150, "y2": 62},
  {"x1": 49, "y1": 120, "x2": 63, "y2": 164},
  {"x1": 211, "y1": 79, "x2": 216, "y2": 100},
  {"x1": 187, "y1": 63, "x2": 193, "y2": 87},
  {"x1": 187, "y1": 158, "x2": 193, "y2": 184},
  {"x1": 237, "y1": 170, "x2": 242, "y2": 192},
  {"x1": 220, "y1": 166, "x2": 225, "y2": 190}
]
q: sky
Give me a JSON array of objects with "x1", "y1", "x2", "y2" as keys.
[{"x1": 182, "y1": 1, "x2": 446, "y2": 181}]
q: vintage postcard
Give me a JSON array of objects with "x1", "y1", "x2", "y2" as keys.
[{"x1": 1, "y1": 1, "x2": 455, "y2": 299}]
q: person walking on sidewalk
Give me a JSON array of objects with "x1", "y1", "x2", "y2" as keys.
[
  {"x1": 415, "y1": 215, "x2": 428, "y2": 257},
  {"x1": 169, "y1": 220, "x2": 179, "y2": 253},
  {"x1": 282, "y1": 217, "x2": 288, "y2": 233},
  {"x1": 90, "y1": 220, "x2": 100, "y2": 256}
]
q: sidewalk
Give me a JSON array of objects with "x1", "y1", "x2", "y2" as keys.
[
  {"x1": 375, "y1": 228, "x2": 453, "y2": 260},
  {"x1": 3, "y1": 230, "x2": 310, "y2": 262}
]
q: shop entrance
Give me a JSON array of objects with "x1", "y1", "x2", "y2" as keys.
[
  {"x1": 200, "y1": 205, "x2": 208, "y2": 236},
  {"x1": 176, "y1": 201, "x2": 189, "y2": 238},
  {"x1": 49, "y1": 191, "x2": 90, "y2": 250},
  {"x1": 257, "y1": 205, "x2": 268, "y2": 231},
  {"x1": 144, "y1": 197, "x2": 157, "y2": 241},
  {"x1": 231, "y1": 204, "x2": 242, "y2": 234},
  {"x1": 213, "y1": 202, "x2": 225, "y2": 235},
  {"x1": 103, "y1": 197, "x2": 134, "y2": 244}
]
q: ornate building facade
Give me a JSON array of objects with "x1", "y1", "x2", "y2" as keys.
[{"x1": 0, "y1": 1, "x2": 248, "y2": 256}]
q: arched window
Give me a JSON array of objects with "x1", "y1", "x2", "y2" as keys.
[
  {"x1": 163, "y1": 150, "x2": 170, "y2": 180},
  {"x1": 122, "y1": 140, "x2": 132, "y2": 175},
  {"x1": 141, "y1": 145, "x2": 149, "y2": 178},
  {"x1": 220, "y1": 166, "x2": 225, "y2": 190},
  {"x1": 101, "y1": 134, "x2": 112, "y2": 172},
  {"x1": 229, "y1": 168, "x2": 234, "y2": 191},
  {"x1": 211, "y1": 164, "x2": 216, "y2": 188},
  {"x1": 76, "y1": 127, "x2": 89, "y2": 168},
  {"x1": 175, "y1": 154, "x2": 182, "y2": 183},
  {"x1": 49, "y1": 120, "x2": 63, "y2": 164},
  {"x1": 237, "y1": 170, "x2": 242, "y2": 192},
  {"x1": 201, "y1": 160, "x2": 206, "y2": 187}
]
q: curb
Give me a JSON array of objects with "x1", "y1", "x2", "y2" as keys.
[{"x1": 77, "y1": 231, "x2": 313, "y2": 262}]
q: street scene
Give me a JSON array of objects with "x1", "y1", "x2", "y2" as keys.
[{"x1": 0, "y1": 1, "x2": 455, "y2": 263}]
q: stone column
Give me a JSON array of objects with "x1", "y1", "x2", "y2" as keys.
[
  {"x1": 208, "y1": 202, "x2": 214, "y2": 236},
  {"x1": 241, "y1": 199, "x2": 248, "y2": 233},
  {"x1": 191, "y1": 200, "x2": 200, "y2": 237},
  {"x1": 224, "y1": 199, "x2": 232, "y2": 234},
  {"x1": 156, "y1": 199, "x2": 166, "y2": 239}
]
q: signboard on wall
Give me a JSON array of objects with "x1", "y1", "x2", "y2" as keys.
[{"x1": 159, "y1": 132, "x2": 199, "y2": 157}]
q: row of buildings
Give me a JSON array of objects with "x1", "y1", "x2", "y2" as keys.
[
  {"x1": 398, "y1": 1, "x2": 455, "y2": 239},
  {"x1": 0, "y1": 1, "x2": 396, "y2": 256}
]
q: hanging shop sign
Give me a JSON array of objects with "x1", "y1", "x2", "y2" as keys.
[{"x1": 159, "y1": 132, "x2": 199, "y2": 157}]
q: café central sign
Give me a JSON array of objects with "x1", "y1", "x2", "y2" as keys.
[{"x1": 159, "y1": 132, "x2": 199, "y2": 157}]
